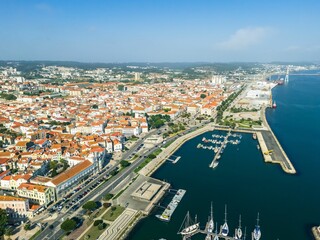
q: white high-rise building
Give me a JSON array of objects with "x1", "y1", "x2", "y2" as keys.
[
  {"x1": 211, "y1": 75, "x2": 226, "y2": 85},
  {"x1": 134, "y1": 72, "x2": 141, "y2": 81}
]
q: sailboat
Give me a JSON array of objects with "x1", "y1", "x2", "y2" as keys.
[
  {"x1": 272, "y1": 101, "x2": 277, "y2": 108},
  {"x1": 213, "y1": 222, "x2": 219, "y2": 240},
  {"x1": 252, "y1": 213, "x2": 261, "y2": 240},
  {"x1": 221, "y1": 205, "x2": 229, "y2": 236},
  {"x1": 207, "y1": 202, "x2": 214, "y2": 233},
  {"x1": 234, "y1": 215, "x2": 243, "y2": 239},
  {"x1": 178, "y1": 211, "x2": 200, "y2": 236}
]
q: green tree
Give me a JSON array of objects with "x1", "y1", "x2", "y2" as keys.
[
  {"x1": 109, "y1": 169, "x2": 118, "y2": 176},
  {"x1": 117, "y1": 85, "x2": 124, "y2": 91},
  {"x1": 61, "y1": 218, "x2": 76, "y2": 232},
  {"x1": 94, "y1": 220, "x2": 103, "y2": 226},
  {"x1": 200, "y1": 93, "x2": 207, "y2": 99},
  {"x1": 92, "y1": 104, "x2": 98, "y2": 109},
  {"x1": 82, "y1": 201, "x2": 98, "y2": 211},
  {"x1": 148, "y1": 153, "x2": 156, "y2": 159},
  {"x1": 60, "y1": 159, "x2": 69, "y2": 170},
  {"x1": 0, "y1": 209, "x2": 8, "y2": 236},
  {"x1": 104, "y1": 193, "x2": 114, "y2": 201},
  {"x1": 24, "y1": 223, "x2": 31, "y2": 231},
  {"x1": 98, "y1": 222, "x2": 106, "y2": 230},
  {"x1": 120, "y1": 160, "x2": 130, "y2": 168}
]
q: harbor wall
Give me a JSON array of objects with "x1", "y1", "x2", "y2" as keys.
[{"x1": 261, "y1": 106, "x2": 296, "y2": 174}]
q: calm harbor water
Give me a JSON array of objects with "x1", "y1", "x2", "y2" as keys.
[{"x1": 127, "y1": 73, "x2": 320, "y2": 240}]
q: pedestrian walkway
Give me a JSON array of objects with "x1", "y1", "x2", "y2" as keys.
[{"x1": 98, "y1": 208, "x2": 138, "y2": 240}]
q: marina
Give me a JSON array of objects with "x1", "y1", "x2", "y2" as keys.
[
  {"x1": 177, "y1": 205, "x2": 261, "y2": 240},
  {"x1": 156, "y1": 189, "x2": 186, "y2": 222},
  {"x1": 197, "y1": 132, "x2": 242, "y2": 169}
]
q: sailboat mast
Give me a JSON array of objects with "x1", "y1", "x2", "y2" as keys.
[{"x1": 224, "y1": 205, "x2": 227, "y2": 223}]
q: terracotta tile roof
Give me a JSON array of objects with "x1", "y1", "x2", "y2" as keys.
[
  {"x1": 0, "y1": 152, "x2": 11, "y2": 158},
  {"x1": 30, "y1": 204, "x2": 40, "y2": 210},
  {"x1": 18, "y1": 183, "x2": 48, "y2": 193},
  {"x1": 0, "y1": 195, "x2": 27, "y2": 202},
  {"x1": 51, "y1": 160, "x2": 92, "y2": 186}
]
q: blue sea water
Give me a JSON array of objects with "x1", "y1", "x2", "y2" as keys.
[{"x1": 127, "y1": 73, "x2": 320, "y2": 240}]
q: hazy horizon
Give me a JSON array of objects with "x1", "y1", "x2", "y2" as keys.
[{"x1": 1, "y1": 0, "x2": 320, "y2": 62}]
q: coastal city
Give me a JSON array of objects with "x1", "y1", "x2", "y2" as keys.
[
  {"x1": 1, "y1": 1, "x2": 320, "y2": 240},
  {"x1": 0, "y1": 61, "x2": 319, "y2": 240}
]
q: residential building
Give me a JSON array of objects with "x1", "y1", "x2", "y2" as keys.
[
  {"x1": 17, "y1": 183, "x2": 55, "y2": 207},
  {"x1": 46, "y1": 160, "x2": 95, "y2": 199},
  {"x1": 0, "y1": 195, "x2": 37, "y2": 221}
]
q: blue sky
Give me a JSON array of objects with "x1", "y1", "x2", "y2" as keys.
[{"x1": 0, "y1": 0, "x2": 320, "y2": 62}]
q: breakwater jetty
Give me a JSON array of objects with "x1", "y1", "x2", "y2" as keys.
[{"x1": 260, "y1": 106, "x2": 296, "y2": 174}]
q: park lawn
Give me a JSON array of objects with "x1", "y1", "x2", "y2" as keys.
[
  {"x1": 102, "y1": 205, "x2": 125, "y2": 221},
  {"x1": 134, "y1": 157, "x2": 152, "y2": 173},
  {"x1": 80, "y1": 224, "x2": 108, "y2": 240},
  {"x1": 163, "y1": 140, "x2": 174, "y2": 148},
  {"x1": 238, "y1": 122, "x2": 251, "y2": 128}
]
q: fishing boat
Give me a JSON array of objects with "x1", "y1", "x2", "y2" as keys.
[
  {"x1": 272, "y1": 101, "x2": 277, "y2": 108},
  {"x1": 221, "y1": 205, "x2": 229, "y2": 236},
  {"x1": 253, "y1": 213, "x2": 261, "y2": 240},
  {"x1": 234, "y1": 215, "x2": 242, "y2": 239},
  {"x1": 178, "y1": 212, "x2": 200, "y2": 236}
]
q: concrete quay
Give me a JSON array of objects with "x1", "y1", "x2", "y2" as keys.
[
  {"x1": 260, "y1": 106, "x2": 296, "y2": 174},
  {"x1": 312, "y1": 226, "x2": 320, "y2": 240}
]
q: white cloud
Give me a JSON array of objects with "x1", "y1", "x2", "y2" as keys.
[{"x1": 218, "y1": 27, "x2": 272, "y2": 50}]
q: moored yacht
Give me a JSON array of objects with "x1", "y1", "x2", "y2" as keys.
[
  {"x1": 253, "y1": 213, "x2": 261, "y2": 240},
  {"x1": 207, "y1": 202, "x2": 214, "y2": 233},
  {"x1": 235, "y1": 215, "x2": 242, "y2": 239},
  {"x1": 221, "y1": 205, "x2": 229, "y2": 236},
  {"x1": 178, "y1": 211, "x2": 200, "y2": 236}
]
